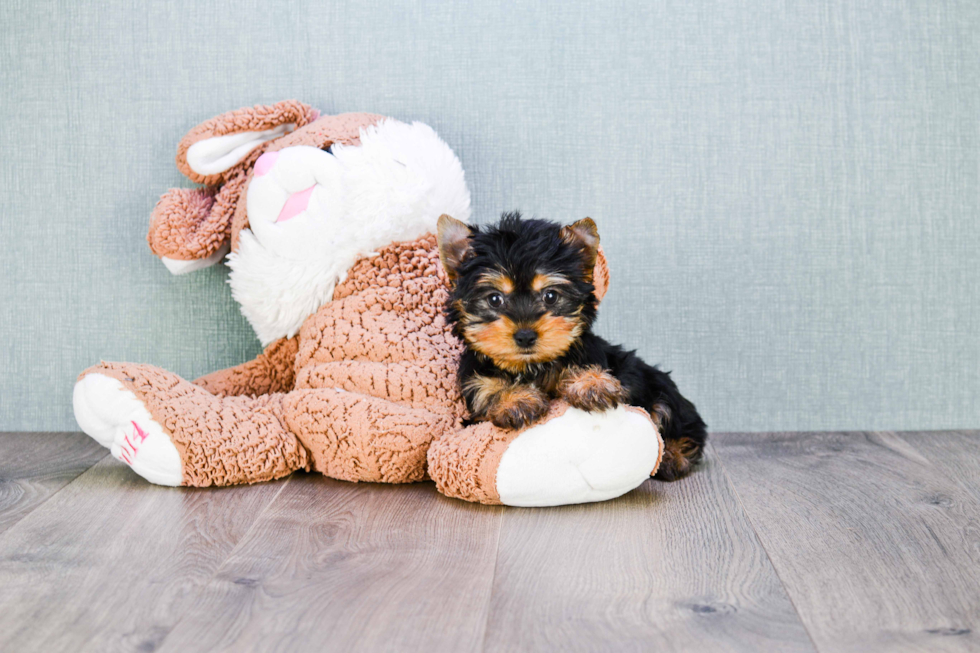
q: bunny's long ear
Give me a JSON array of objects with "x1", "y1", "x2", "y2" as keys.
[{"x1": 175, "y1": 100, "x2": 319, "y2": 186}]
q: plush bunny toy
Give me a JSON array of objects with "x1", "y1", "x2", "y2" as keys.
[{"x1": 73, "y1": 100, "x2": 663, "y2": 507}]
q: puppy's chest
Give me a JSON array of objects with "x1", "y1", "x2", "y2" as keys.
[{"x1": 503, "y1": 365, "x2": 564, "y2": 395}]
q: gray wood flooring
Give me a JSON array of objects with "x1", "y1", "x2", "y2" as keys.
[{"x1": 0, "y1": 430, "x2": 977, "y2": 652}]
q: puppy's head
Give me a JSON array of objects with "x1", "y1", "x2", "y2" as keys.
[{"x1": 437, "y1": 211, "x2": 600, "y2": 372}]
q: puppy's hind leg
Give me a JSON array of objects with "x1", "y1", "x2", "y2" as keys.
[{"x1": 641, "y1": 366, "x2": 708, "y2": 481}]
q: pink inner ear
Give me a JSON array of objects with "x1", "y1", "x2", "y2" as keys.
[
  {"x1": 277, "y1": 185, "x2": 316, "y2": 223},
  {"x1": 254, "y1": 151, "x2": 279, "y2": 177}
]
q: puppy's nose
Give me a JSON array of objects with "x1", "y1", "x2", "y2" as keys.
[{"x1": 513, "y1": 329, "x2": 538, "y2": 349}]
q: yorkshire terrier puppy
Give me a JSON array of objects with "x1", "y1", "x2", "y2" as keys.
[{"x1": 437, "y1": 211, "x2": 708, "y2": 480}]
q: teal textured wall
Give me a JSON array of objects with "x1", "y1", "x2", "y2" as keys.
[{"x1": 1, "y1": 0, "x2": 978, "y2": 431}]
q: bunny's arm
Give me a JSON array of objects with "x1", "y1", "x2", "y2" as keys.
[
  {"x1": 146, "y1": 172, "x2": 247, "y2": 273},
  {"x1": 194, "y1": 336, "x2": 299, "y2": 397}
]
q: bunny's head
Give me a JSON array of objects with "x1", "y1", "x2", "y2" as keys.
[{"x1": 148, "y1": 101, "x2": 472, "y2": 344}]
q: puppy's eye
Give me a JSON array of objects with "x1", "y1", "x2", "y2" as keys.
[
  {"x1": 487, "y1": 293, "x2": 504, "y2": 308},
  {"x1": 542, "y1": 289, "x2": 559, "y2": 306}
]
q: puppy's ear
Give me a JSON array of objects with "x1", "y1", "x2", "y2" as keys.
[
  {"x1": 560, "y1": 217, "x2": 600, "y2": 282},
  {"x1": 436, "y1": 214, "x2": 474, "y2": 282}
]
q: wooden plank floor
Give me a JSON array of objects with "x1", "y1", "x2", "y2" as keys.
[{"x1": 0, "y1": 431, "x2": 977, "y2": 652}]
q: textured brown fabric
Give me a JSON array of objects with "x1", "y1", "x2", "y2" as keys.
[
  {"x1": 265, "y1": 112, "x2": 384, "y2": 153},
  {"x1": 227, "y1": 112, "x2": 384, "y2": 251},
  {"x1": 146, "y1": 186, "x2": 217, "y2": 260},
  {"x1": 623, "y1": 404, "x2": 665, "y2": 476},
  {"x1": 228, "y1": 174, "x2": 250, "y2": 253},
  {"x1": 285, "y1": 389, "x2": 455, "y2": 484},
  {"x1": 175, "y1": 100, "x2": 319, "y2": 186},
  {"x1": 194, "y1": 336, "x2": 299, "y2": 397},
  {"x1": 294, "y1": 235, "x2": 465, "y2": 419},
  {"x1": 427, "y1": 403, "x2": 573, "y2": 505},
  {"x1": 147, "y1": 170, "x2": 249, "y2": 261},
  {"x1": 285, "y1": 236, "x2": 468, "y2": 483},
  {"x1": 85, "y1": 237, "x2": 470, "y2": 489},
  {"x1": 79, "y1": 362, "x2": 310, "y2": 487}
]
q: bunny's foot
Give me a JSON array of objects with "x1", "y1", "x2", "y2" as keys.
[
  {"x1": 428, "y1": 403, "x2": 664, "y2": 507},
  {"x1": 74, "y1": 362, "x2": 309, "y2": 487},
  {"x1": 73, "y1": 372, "x2": 182, "y2": 486}
]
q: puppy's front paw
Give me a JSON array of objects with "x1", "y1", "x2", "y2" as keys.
[
  {"x1": 559, "y1": 366, "x2": 627, "y2": 412},
  {"x1": 488, "y1": 386, "x2": 550, "y2": 430}
]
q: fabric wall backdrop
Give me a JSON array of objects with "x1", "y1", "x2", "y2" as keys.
[{"x1": 1, "y1": 0, "x2": 977, "y2": 432}]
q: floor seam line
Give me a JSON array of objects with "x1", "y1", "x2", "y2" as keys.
[
  {"x1": 476, "y1": 507, "x2": 505, "y2": 653},
  {"x1": 0, "y1": 449, "x2": 110, "y2": 543}
]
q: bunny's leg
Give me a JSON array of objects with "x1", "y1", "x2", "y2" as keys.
[
  {"x1": 194, "y1": 336, "x2": 299, "y2": 397},
  {"x1": 427, "y1": 402, "x2": 664, "y2": 507},
  {"x1": 74, "y1": 363, "x2": 308, "y2": 487},
  {"x1": 282, "y1": 389, "x2": 455, "y2": 484},
  {"x1": 74, "y1": 362, "x2": 455, "y2": 488}
]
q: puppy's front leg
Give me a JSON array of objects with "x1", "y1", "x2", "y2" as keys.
[
  {"x1": 558, "y1": 365, "x2": 627, "y2": 412},
  {"x1": 464, "y1": 375, "x2": 549, "y2": 430}
]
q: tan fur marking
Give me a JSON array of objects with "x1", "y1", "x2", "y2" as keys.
[
  {"x1": 463, "y1": 374, "x2": 511, "y2": 415},
  {"x1": 464, "y1": 313, "x2": 583, "y2": 373},
  {"x1": 464, "y1": 374, "x2": 549, "y2": 429},
  {"x1": 464, "y1": 316, "x2": 525, "y2": 370},
  {"x1": 649, "y1": 401, "x2": 672, "y2": 430},
  {"x1": 478, "y1": 270, "x2": 515, "y2": 294},
  {"x1": 530, "y1": 313, "x2": 582, "y2": 363},
  {"x1": 531, "y1": 273, "x2": 571, "y2": 293},
  {"x1": 558, "y1": 366, "x2": 627, "y2": 412},
  {"x1": 657, "y1": 436, "x2": 701, "y2": 481},
  {"x1": 453, "y1": 300, "x2": 469, "y2": 325},
  {"x1": 485, "y1": 384, "x2": 550, "y2": 430}
]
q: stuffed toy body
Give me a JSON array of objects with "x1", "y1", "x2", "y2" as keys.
[{"x1": 73, "y1": 101, "x2": 663, "y2": 507}]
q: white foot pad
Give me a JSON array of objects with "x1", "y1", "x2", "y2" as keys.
[
  {"x1": 496, "y1": 406, "x2": 661, "y2": 507},
  {"x1": 73, "y1": 373, "x2": 182, "y2": 486}
]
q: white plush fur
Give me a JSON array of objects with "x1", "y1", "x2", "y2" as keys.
[
  {"x1": 228, "y1": 119, "x2": 472, "y2": 345},
  {"x1": 161, "y1": 241, "x2": 230, "y2": 275},
  {"x1": 73, "y1": 374, "x2": 182, "y2": 486},
  {"x1": 495, "y1": 407, "x2": 662, "y2": 507}
]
